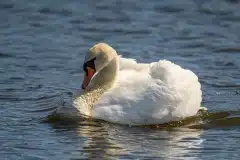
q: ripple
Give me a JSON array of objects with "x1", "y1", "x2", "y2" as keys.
[
  {"x1": 0, "y1": 3, "x2": 14, "y2": 9},
  {"x1": 225, "y1": 0, "x2": 240, "y2": 4},
  {"x1": 38, "y1": 7, "x2": 72, "y2": 16},
  {"x1": 26, "y1": 65, "x2": 44, "y2": 71},
  {"x1": 78, "y1": 26, "x2": 151, "y2": 35},
  {"x1": 45, "y1": 109, "x2": 240, "y2": 130},
  {"x1": 182, "y1": 42, "x2": 206, "y2": 49},
  {"x1": 94, "y1": 16, "x2": 130, "y2": 23},
  {"x1": 69, "y1": 19, "x2": 85, "y2": 25},
  {"x1": 29, "y1": 22, "x2": 44, "y2": 28},
  {"x1": 214, "y1": 47, "x2": 240, "y2": 53},
  {"x1": 1, "y1": 77, "x2": 25, "y2": 85},
  {"x1": 154, "y1": 5, "x2": 185, "y2": 13},
  {"x1": 211, "y1": 84, "x2": 240, "y2": 88},
  {"x1": 0, "y1": 52, "x2": 14, "y2": 58},
  {"x1": 29, "y1": 106, "x2": 58, "y2": 113},
  {"x1": 199, "y1": 8, "x2": 233, "y2": 16},
  {"x1": 1, "y1": 0, "x2": 240, "y2": 159}
]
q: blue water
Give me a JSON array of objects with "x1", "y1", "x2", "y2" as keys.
[{"x1": 0, "y1": 0, "x2": 240, "y2": 159}]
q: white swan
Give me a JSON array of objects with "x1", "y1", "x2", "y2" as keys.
[{"x1": 73, "y1": 43, "x2": 202, "y2": 126}]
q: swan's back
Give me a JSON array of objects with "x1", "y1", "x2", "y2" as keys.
[
  {"x1": 91, "y1": 59, "x2": 202, "y2": 126},
  {"x1": 150, "y1": 60, "x2": 202, "y2": 118}
]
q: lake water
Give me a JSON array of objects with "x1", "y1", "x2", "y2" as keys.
[{"x1": 0, "y1": 0, "x2": 240, "y2": 159}]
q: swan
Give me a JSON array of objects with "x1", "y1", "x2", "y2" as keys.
[{"x1": 72, "y1": 43, "x2": 202, "y2": 126}]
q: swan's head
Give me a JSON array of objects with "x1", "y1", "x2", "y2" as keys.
[{"x1": 82, "y1": 43, "x2": 117, "y2": 90}]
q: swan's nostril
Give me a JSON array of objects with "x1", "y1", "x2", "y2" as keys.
[{"x1": 81, "y1": 84, "x2": 86, "y2": 90}]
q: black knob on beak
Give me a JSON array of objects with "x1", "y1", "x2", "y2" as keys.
[{"x1": 82, "y1": 84, "x2": 86, "y2": 90}]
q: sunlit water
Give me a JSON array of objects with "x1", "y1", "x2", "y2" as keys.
[{"x1": 0, "y1": 0, "x2": 240, "y2": 159}]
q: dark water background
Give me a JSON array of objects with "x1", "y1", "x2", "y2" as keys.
[{"x1": 0, "y1": 0, "x2": 240, "y2": 159}]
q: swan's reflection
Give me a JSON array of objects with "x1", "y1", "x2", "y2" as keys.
[
  {"x1": 49, "y1": 108, "x2": 240, "y2": 159},
  {"x1": 75, "y1": 121, "x2": 127, "y2": 159},
  {"x1": 48, "y1": 104, "x2": 205, "y2": 159},
  {"x1": 76, "y1": 121, "x2": 204, "y2": 159}
]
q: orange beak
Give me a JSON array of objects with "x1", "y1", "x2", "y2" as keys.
[{"x1": 82, "y1": 67, "x2": 95, "y2": 90}]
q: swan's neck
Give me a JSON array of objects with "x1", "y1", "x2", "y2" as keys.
[
  {"x1": 73, "y1": 57, "x2": 119, "y2": 116},
  {"x1": 91, "y1": 56, "x2": 119, "y2": 90}
]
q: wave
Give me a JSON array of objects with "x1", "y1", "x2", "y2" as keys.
[{"x1": 44, "y1": 108, "x2": 240, "y2": 129}]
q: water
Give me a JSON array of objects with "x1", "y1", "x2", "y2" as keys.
[{"x1": 0, "y1": 0, "x2": 240, "y2": 159}]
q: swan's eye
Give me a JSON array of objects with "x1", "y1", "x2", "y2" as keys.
[
  {"x1": 83, "y1": 63, "x2": 88, "y2": 75},
  {"x1": 82, "y1": 57, "x2": 96, "y2": 75}
]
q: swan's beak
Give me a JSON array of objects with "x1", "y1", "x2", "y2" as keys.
[{"x1": 82, "y1": 67, "x2": 95, "y2": 90}]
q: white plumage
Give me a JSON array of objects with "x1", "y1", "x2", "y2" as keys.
[
  {"x1": 52, "y1": 43, "x2": 202, "y2": 125},
  {"x1": 89, "y1": 57, "x2": 202, "y2": 125}
]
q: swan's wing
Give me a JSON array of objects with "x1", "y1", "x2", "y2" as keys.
[
  {"x1": 149, "y1": 59, "x2": 202, "y2": 118},
  {"x1": 150, "y1": 60, "x2": 201, "y2": 91},
  {"x1": 92, "y1": 67, "x2": 154, "y2": 125},
  {"x1": 92, "y1": 59, "x2": 202, "y2": 126},
  {"x1": 119, "y1": 56, "x2": 149, "y2": 71}
]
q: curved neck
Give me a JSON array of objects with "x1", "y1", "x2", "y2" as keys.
[
  {"x1": 73, "y1": 56, "x2": 119, "y2": 116},
  {"x1": 89, "y1": 56, "x2": 119, "y2": 90}
]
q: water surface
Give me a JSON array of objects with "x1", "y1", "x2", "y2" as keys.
[{"x1": 0, "y1": 0, "x2": 240, "y2": 159}]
